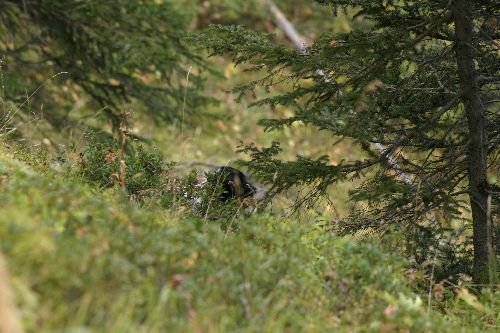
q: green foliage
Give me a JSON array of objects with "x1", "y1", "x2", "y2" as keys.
[
  {"x1": 198, "y1": 0, "x2": 499, "y2": 279},
  {"x1": 0, "y1": 0, "x2": 211, "y2": 132},
  {"x1": 79, "y1": 133, "x2": 173, "y2": 201},
  {"x1": 78, "y1": 133, "x2": 255, "y2": 222},
  {"x1": 1, "y1": 146, "x2": 498, "y2": 332},
  {"x1": 0, "y1": 1, "x2": 498, "y2": 330}
]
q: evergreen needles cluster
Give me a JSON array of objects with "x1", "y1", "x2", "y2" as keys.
[
  {"x1": 199, "y1": 0, "x2": 499, "y2": 284},
  {"x1": 0, "y1": 0, "x2": 211, "y2": 129}
]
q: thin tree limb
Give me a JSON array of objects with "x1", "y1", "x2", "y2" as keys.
[{"x1": 260, "y1": 0, "x2": 307, "y2": 51}]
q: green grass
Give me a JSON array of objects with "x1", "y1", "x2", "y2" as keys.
[{"x1": 0, "y1": 144, "x2": 498, "y2": 332}]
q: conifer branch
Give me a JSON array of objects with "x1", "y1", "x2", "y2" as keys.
[{"x1": 260, "y1": 0, "x2": 416, "y2": 184}]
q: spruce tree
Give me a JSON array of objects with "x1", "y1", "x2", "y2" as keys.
[
  {"x1": 0, "y1": 0, "x2": 209, "y2": 130},
  {"x1": 200, "y1": 0, "x2": 499, "y2": 284}
]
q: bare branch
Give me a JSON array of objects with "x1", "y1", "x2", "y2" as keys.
[{"x1": 259, "y1": 0, "x2": 307, "y2": 51}]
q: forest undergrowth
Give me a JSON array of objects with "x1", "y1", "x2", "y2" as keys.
[
  {"x1": 0, "y1": 138, "x2": 498, "y2": 332},
  {"x1": 0, "y1": 1, "x2": 498, "y2": 331}
]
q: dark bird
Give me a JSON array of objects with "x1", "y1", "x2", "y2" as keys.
[{"x1": 211, "y1": 166, "x2": 257, "y2": 201}]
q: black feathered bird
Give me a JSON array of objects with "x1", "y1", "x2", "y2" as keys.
[{"x1": 212, "y1": 166, "x2": 256, "y2": 201}]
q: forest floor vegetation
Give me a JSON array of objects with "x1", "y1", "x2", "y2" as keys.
[{"x1": 0, "y1": 142, "x2": 498, "y2": 332}]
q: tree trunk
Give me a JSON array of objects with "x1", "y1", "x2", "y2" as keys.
[{"x1": 452, "y1": 0, "x2": 496, "y2": 285}]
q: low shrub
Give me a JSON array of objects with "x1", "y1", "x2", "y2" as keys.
[{"x1": 1, "y1": 146, "x2": 497, "y2": 332}]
